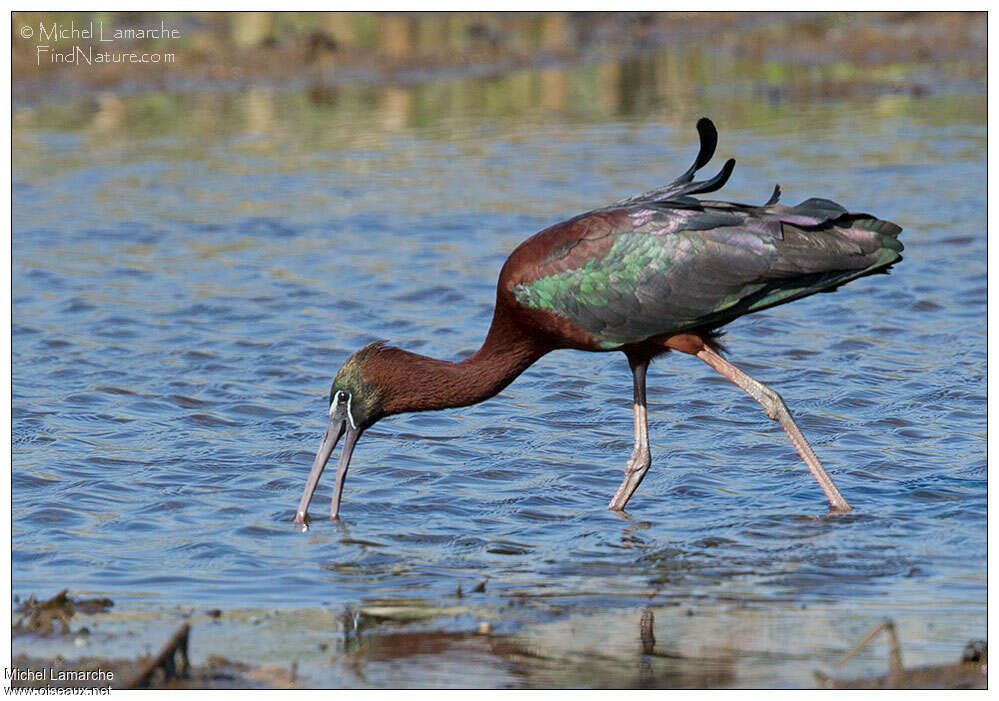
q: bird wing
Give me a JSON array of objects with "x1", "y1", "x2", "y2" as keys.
[
  {"x1": 512, "y1": 201, "x2": 903, "y2": 349},
  {"x1": 511, "y1": 117, "x2": 902, "y2": 349}
]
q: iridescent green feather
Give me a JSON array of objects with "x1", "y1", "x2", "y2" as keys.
[{"x1": 514, "y1": 219, "x2": 902, "y2": 349}]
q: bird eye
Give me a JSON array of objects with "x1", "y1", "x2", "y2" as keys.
[{"x1": 330, "y1": 390, "x2": 352, "y2": 417}]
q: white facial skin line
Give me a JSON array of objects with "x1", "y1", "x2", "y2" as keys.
[{"x1": 345, "y1": 393, "x2": 357, "y2": 430}]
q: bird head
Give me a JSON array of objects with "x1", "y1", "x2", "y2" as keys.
[{"x1": 294, "y1": 342, "x2": 389, "y2": 526}]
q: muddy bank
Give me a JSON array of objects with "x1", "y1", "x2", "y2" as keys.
[
  {"x1": 14, "y1": 590, "x2": 113, "y2": 636},
  {"x1": 11, "y1": 652, "x2": 297, "y2": 690},
  {"x1": 10, "y1": 590, "x2": 987, "y2": 689},
  {"x1": 816, "y1": 641, "x2": 987, "y2": 689},
  {"x1": 12, "y1": 620, "x2": 987, "y2": 689},
  {"x1": 11, "y1": 592, "x2": 295, "y2": 689}
]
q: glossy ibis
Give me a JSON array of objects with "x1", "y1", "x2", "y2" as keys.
[{"x1": 295, "y1": 118, "x2": 902, "y2": 525}]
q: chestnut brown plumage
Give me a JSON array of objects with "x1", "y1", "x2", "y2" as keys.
[{"x1": 294, "y1": 118, "x2": 903, "y2": 527}]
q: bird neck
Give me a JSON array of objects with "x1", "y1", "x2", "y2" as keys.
[{"x1": 377, "y1": 311, "x2": 549, "y2": 416}]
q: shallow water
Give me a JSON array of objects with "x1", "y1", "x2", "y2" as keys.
[{"x1": 12, "y1": 44, "x2": 986, "y2": 684}]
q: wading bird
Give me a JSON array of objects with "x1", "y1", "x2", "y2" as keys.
[{"x1": 294, "y1": 118, "x2": 902, "y2": 526}]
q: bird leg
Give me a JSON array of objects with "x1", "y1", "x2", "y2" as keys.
[
  {"x1": 609, "y1": 358, "x2": 651, "y2": 511},
  {"x1": 695, "y1": 346, "x2": 851, "y2": 512}
]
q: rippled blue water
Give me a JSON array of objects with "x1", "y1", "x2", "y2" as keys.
[{"x1": 13, "y1": 79, "x2": 985, "y2": 648}]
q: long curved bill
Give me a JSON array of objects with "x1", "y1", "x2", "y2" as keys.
[
  {"x1": 330, "y1": 427, "x2": 361, "y2": 520},
  {"x1": 294, "y1": 416, "x2": 344, "y2": 526}
]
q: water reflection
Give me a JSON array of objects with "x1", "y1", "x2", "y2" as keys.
[{"x1": 14, "y1": 15, "x2": 985, "y2": 148}]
